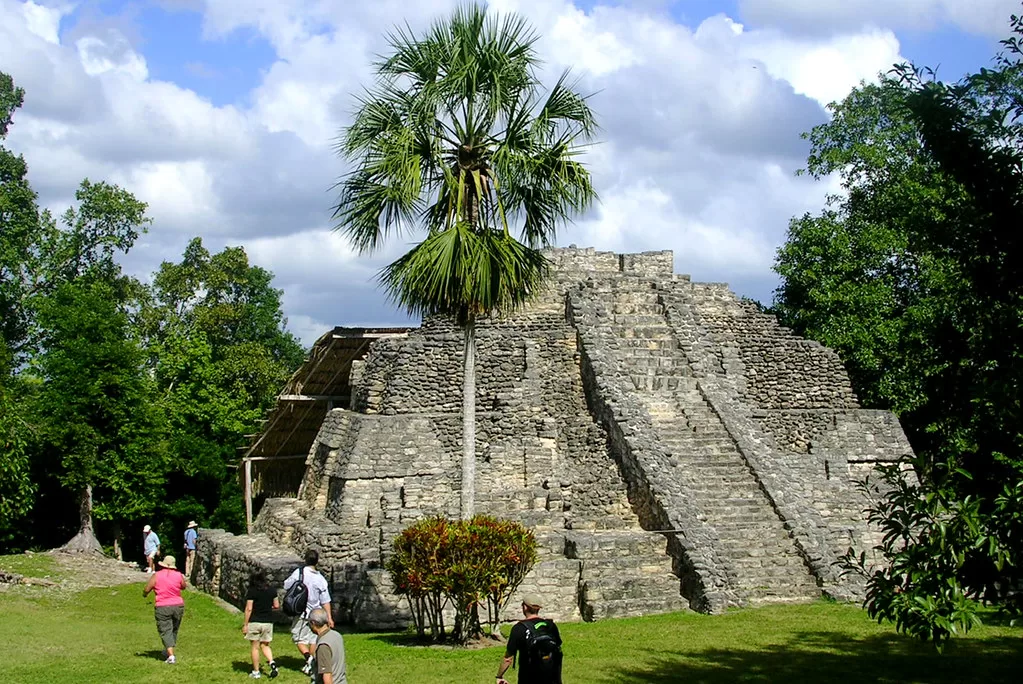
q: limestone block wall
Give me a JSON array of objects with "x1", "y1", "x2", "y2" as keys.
[
  {"x1": 659, "y1": 278, "x2": 907, "y2": 599},
  {"x1": 682, "y1": 283, "x2": 858, "y2": 409},
  {"x1": 244, "y1": 306, "x2": 666, "y2": 626},
  {"x1": 752, "y1": 408, "x2": 911, "y2": 560}
]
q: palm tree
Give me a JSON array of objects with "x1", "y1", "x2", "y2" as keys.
[{"x1": 333, "y1": 3, "x2": 597, "y2": 519}]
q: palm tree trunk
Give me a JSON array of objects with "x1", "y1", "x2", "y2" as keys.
[
  {"x1": 60, "y1": 484, "x2": 104, "y2": 554},
  {"x1": 460, "y1": 320, "x2": 477, "y2": 519}
]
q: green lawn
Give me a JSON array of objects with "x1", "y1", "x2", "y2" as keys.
[
  {"x1": 0, "y1": 551, "x2": 61, "y2": 580},
  {"x1": 0, "y1": 571, "x2": 1019, "y2": 683}
]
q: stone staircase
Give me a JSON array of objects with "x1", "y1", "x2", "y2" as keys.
[
  {"x1": 567, "y1": 530, "x2": 687, "y2": 620},
  {"x1": 590, "y1": 276, "x2": 820, "y2": 605}
]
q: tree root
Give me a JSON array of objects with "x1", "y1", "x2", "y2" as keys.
[{"x1": 59, "y1": 529, "x2": 104, "y2": 556}]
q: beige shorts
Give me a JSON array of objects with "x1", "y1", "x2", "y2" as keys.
[
  {"x1": 245, "y1": 622, "x2": 273, "y2": 642},
  {"x1": 291, "y1": 616, "x2": 316, "y2": 645}
]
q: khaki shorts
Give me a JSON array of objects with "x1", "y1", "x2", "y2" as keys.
[
  {"x1": 245, "y1": 622, "x2": 273, "y2": 642},
  {"x1": 291, "y1": 616, "x2": 316, "y2": 645}
]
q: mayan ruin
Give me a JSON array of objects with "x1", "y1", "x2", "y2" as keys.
[{"x1": 192, "y1": 246, "x2": 912, "y2": 628}]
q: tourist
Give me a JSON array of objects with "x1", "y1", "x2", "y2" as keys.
[
  {"x1": 142, "y1": 554, "x2": 186, "y2": 664},
  {"x1": 308, "y1": 608, "x2": 347, "y2": 684},
  {"x1": 497, "y1": 595, "x2": 563, "y2": 684},
  {"x1": 283, "y1": 548, "x2": 333, "y2": 675},
  {"x1": 242, "y1": 569, "x2": 280, "y2": 679},
  {"x1": 142, "y1": 524, "x2": 160, "y2": 574},
  {"x1": 182, "y1": 520, "x2": 198, "y2": 579}
]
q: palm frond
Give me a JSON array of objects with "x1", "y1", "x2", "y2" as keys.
[
  {"x1": 334, "y1": 2, "x2": 596, "y2": 309},
  {"x1": 379, "y1": 223, "x2": 550, "y2": 324}
]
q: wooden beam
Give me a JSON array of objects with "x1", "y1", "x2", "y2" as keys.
[
  {"x1": 244, "y1": 458, "x2": 253, "y2": 534},
  {"x1": 246, "y1": 454, "x2": 308, "y2": 462},
  {"x1": 277, "y1": 394, "x2": 349, "y2": 402}
]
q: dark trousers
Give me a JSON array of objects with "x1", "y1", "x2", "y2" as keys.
[{"x1": 155, "y1": 605, "x2": 184, "y2": 648}]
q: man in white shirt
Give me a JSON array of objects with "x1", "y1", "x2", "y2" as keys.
[
  {"x1": 283, "y1": 548, "x2": 333, "y2": 675},
  {"x1": 142, "y1": 524, "x2": 160, "y2": 573}
]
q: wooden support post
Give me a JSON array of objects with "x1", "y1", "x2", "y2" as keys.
[{"x1": 244, "y1": 458, "x2": 253, "y2": 534}]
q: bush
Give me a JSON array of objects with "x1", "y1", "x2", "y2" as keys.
[{"x1": 387, "y1": 515, "x2": 537, "y2": 644}]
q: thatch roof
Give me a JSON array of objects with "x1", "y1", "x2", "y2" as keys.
[{"x1": 240, "y1": 326, "x2": 412, "y2": 505}]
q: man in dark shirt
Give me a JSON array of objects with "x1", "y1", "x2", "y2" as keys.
[
  {"x1": 242, "y1": 569, "x2": 280, "y2": 679},
  {"x1": 497, "y1": 595, "x2": 562, "y2": 684}
]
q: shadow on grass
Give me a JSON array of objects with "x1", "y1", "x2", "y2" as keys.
[
  {"x1": 601, "y1": 631, "x2": 1023, "y2": 684},
  {"x1": 273, "y1": 654, "x2": 309, "y2": 671},
  {"x1": 135, "y1": 649, "x2": 166, "y2": 661},
  {"x1": 231, "y1": 654, "x2": 307, "y2": 675},
  {"x1": 366, "y1": 632, "x2": 506, "y2": 650},
  {"x1": 231, "y1": 660, "x2": 253, "y2": 674}
]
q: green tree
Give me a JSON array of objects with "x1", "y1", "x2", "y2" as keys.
[
  {"x1": 143, "y1": 238, "x2": 305, "y2": 533},
  {"x1": 34, "y1": 274, "x2": 164, "y2": 554},
  {"x1": 333, "y1": 3, "x2": 597, "y2": 518},
  {"x1": 2, "y1": 72, "x2": 152, "y2": 549},
  {"x1": 0, "y1": 72, "x2": 39, "y2": 379},
  {"x1": 0, "y1": 73, "x2": 39, "y2": 539},
  {"x1": 774, "y1": 12, "x2": 1023, "y2": 643}
]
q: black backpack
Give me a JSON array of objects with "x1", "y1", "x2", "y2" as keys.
[
  {"x1": 282, "y1": 567, "x2": 308, "y2": 617},
  {"x1": 521, "y1": 619, "x2": 562, "y2": 682}
]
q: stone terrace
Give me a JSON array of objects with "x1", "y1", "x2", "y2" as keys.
[{"x1": 193, "y1": 247, "x2": 912, "y2": 627}]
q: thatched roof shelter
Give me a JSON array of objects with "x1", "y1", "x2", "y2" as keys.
[{"x1": 240, "y1": 326, "x2": 412, "y2": 529}]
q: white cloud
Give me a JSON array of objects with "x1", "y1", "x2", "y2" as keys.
[
  {"x1": 740, "y1": 0, "x2": 1020, "y2": 37},
  {"x1": 20, "y1": 0, "x2": 65, "y2": 44},
  {"x1": 734, "y1": 21, "x2": 903, "y2": 106},
  {"x1": 1, "y1": 0, "x2": 921, "y2": 346}
]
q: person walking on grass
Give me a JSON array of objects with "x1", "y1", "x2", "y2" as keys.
[
  {"x1": 497, "y1": 595, "x2": 563, "y2": 684},
  {"x1": 283, "y1": 549, "x2": 333, "y2": 675},
  {"x1": 309, "y1": 608, "x2": 347, "y2": 684},
  {"x1": 242, "y1": 569, "x2": 280, "y2": 679},
  {"x1": 143, "y1": 524, "x2": 160, "y2": 574},
  {"x1": 142, "y1": 555, "x2": 185, "y2": 664},
  {"x1": 183, "y1": 520, "x2": 198, "y2": 580}
]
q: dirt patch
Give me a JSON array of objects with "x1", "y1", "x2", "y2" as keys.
[
  {"x1": 0, "y1": 550, "x2": 146, "y2": 597},
  {"x1": 50, "y1": 551, "x2": 148, "y2": 590}
]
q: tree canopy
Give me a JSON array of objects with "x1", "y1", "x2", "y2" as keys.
[
  {"x1": 0, "y1": 71, "x2": 305, "y2": 555},
  {"x1": 773, "y1": 12, "x2": 1023, "y2": 643}
]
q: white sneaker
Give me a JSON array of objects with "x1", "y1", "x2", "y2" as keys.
[
  {"x1": 249, "y1": 672, "x2": 261, "y2": 679},
  {"x1": 165, "y1": 655, "x2": 176, "y2": 664},
  {"x1": 301, "y1": 657, "x2": 313, "y2": 675}
]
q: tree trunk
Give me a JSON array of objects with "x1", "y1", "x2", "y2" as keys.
[
  {"x1": 59, "y1": 484, "x2": 104, "y2": 555},
  {"x1": 460, "y1": 321, "x2": 477, "y2": 519},
  {"x1": 112, "y1": 521, "x2": 123, "y2": 561}
]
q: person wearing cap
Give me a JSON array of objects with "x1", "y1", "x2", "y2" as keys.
[
  {"x1": 143, "y1": 555, "x2": 186, "y2": 664},
  {"x1": 497, "y1": 595, "x2": 563, "y2": 684},
  {"x1": 183, "y1": 521, "x2": 199, "y2": 580},
  {"x1": 142, "y1": 524, "x2": 161, "y2": 574}
]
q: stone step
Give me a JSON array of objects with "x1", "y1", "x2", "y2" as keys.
[
  {"x1": 611, "y1": 313, "x2": 667, "y2": 325},
  {"x1": 630, "y1": 376, "x2": 689, "y2": 390},
  {"x1": 619, "y1": 338, "x2": 679, "y2": 350},
  {"x1": 614, "y1": 325, "x2": 674, "y2": 339},
  {"x1": 581, "y1": 572, "x2": 682, "y2": 601},
  {"x1": 565, "y1": 530, "x2": 669, "y2": 559},
  {"x1": 610, "y1": 303, "x2": 664, "y2": 315},
  {"x1": 582, "y1": 596, "x2": 688, "y2": 621}
]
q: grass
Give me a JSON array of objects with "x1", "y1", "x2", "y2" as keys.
[
  {"x1": 0, "y1": 577, "x2": 1020, "y2": 683},
  {"x1": 0, "y1": 552, "x2": 61, "y2": 580}
]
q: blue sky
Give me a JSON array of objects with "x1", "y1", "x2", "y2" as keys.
[
  {"x1": 3, "y1": 0, "x2": 1020, "y2": 343},
  {"x1": 54, "y1": 0, "x2": 1005, "y2": 110}
]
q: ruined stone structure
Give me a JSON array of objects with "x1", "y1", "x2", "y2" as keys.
[{"x1": 193, "y1": 247, "x2": 912, "y2": 628}]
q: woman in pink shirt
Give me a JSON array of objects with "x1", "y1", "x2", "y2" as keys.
[{"x1": 142, "y1": 555, "x2": 186, "y2": 664}]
